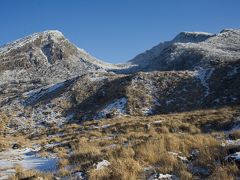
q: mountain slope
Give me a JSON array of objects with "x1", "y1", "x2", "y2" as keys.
[
  {"x1": 1, "y1": 61, "x2": 239, "y2": 131},
  {"x1": 0, "y1": 28, "x2": 239, "y2": 132},
  {"x1": 0, "y1": 30, "x2": 120, "y2": 85},
  {"x1": 123, "y1": 29, "x2": 240, "y2": 72},
  {"x1": 0, "y1": 29, "x2": 240, "y2": 180}
]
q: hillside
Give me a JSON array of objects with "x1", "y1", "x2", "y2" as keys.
[
  {"x1": 0, "y1": 29, "x2": 240, "y2": 179},
  {"x1": 0, "y1": 30, "x2": 122, "y2": 85},
  {"x1": 121, "y1": 29, "x2": 240, "y2": 73}
]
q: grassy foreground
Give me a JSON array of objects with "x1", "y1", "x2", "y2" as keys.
[{"x1": 1, "y1": 106, "x2": 240, "y2": 179}]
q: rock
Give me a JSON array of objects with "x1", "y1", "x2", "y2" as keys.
[
  {"x1": 225, "y1": 152, "x2": 240, "y2": 168},
  {"x1": 188, "y1": 149, "x2": 200, "y2": 161},
  {"x1": 144, "y1": 124, "x2": 151, "y2": 132},
  {"x1": 190, "y1": 166, "x2": 211, "y2": 176},
  {"x1": 58, "y1": 171, "x2": 87, "y2": 180},
  {"x1": 12, "y1": 143, "x2": 21, "y2": 149},
  {"x1": 111, "y1": 127, "x2": 118, "y2": 133},
  {"x1": 71, "y1": 171, "x2": 87, "y2": 180}
]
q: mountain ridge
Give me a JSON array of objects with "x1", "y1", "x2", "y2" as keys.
[
  {"x1": 0, "y1": 30, "x2": 124, "y2": 85},
  {"x1": 0, "y1": 28, "x2": 239, "y2": 131},
  {"x1": 123, "y1": 29, "x2": 240, "y2": 73}
]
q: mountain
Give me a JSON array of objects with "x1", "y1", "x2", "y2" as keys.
[
  {"x1": 123, "y1": 29, "x2": 240, "y2": 72},
  {"x1": 0, "y1": 30, "x2": 121, "y2": 85},
  {"x1": 0, "y1": 30, "x2": 126, "y2": 111},
  {"x1": 0, "y1": 29, "x2": 239, "y2": 131},
  {"x1": 0, "y1": 29, "x2": 240, "y2": 180}
]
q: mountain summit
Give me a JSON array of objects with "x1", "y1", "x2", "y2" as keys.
[
  {"x1": 0, "y1": 30, "x2": 120, "y2": 85},
  {"x1": 125, "y1": 29, "x2": 240, "y2": 72}
]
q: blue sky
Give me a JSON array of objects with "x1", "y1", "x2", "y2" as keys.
[{"x1": 0, "y1": 0, "x2": 239, "y2": 63}]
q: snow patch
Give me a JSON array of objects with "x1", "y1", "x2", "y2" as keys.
[
  {"x1": 95, "y1": 97, "x2": 127, "y2": 119},
  {"x1": 168, "y1": 152, "x2": 188, "y2": 162},
  {"x1": 95, "y1": 160, "x2": 110, "y2": 170},
  {"x1": 89, "y1": 76, "x2": 107, "y2": 82},
  {"x1": 148, "y1": 173, "x2": 178, "y2": 180},
  {"x1": 24, "y1": 81, "x2": 66, "y2": 105},
  {"x1": 222, "y1": 139, "x2": 240, "y2": 147},
  {"x1": 142, "y1": 107, "x2": 154, "y2": 115},
  {"x1": 194, "y1": 68, "x2": 214, "y2": 97},
  {"x1": 153, "y1": 120, "x2": 164, "y2": 125},
  {"x1": 0, "y1": 147, "x2": 58, "y2": 178},
  {"x1": 226, "y1": 152, "x2": 240, "y2": 161},
  {"x1": 101, "y1": 124, "x2": 111, "y2": 129}
]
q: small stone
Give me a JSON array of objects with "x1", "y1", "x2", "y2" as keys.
[{"x1": 12, "y1": 143, "x2": 21, "y2": 149}]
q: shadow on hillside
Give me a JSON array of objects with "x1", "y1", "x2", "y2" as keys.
[
  {"x1": 66, "y1": 75, "x2": 134, "y2": 120},
  {"x1": 66, "y1": 64, "x2": 240, "y2": 129}
]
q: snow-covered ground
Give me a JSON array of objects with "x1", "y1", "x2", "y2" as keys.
[
  {"x1": 193, "y1": 68, "x2": 214, "y2": 97},
  {"x1": 148, "y1": 173, "x2": 178, "y2": 180},
  {"x1": 95, "y1": 160, "x2": 110, "y2": 170},
  {"x1": 0, "y1": 147, "x2": 58, "y2": 179},
  {"x1": 24, "y1": 81, "x2": 66, "y2": 105},
  {"x1": 95, "y1": 97, "x2": 127, "y2": 119}
]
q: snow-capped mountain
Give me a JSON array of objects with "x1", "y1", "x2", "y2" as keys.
[
  {"x1": 124, "y1": 29, "x2": 240, "y2": 72},
  {"x1": 0, "y1": 29, "x2": 240, "y2": 180},
  {"x1": 0, "y1": 30, "x2": 121, "y2": 85},
  {"x1": 0, "y1": 29, "x2": 239, "y2": 131}
]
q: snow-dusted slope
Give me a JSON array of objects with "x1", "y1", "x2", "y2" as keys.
[
  {"x1": 126, "y1": 31, "x2": 214, "y2": 69},
  {"x1": 124, "y1": 29, "x2": 240, "y2": 72},
  {"x1": 0, "y1": 28, "x2": 239, "y2": 131},
  {"x1": 0, "y1": 30, "x2": 122, "y2": 85}
]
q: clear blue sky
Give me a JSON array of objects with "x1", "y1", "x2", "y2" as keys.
[{"x1": 0, "y1": 0, "x2": 239, "y2": 63}]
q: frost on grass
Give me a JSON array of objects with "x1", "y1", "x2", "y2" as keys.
[{"x1": 95, "y1": 97, "x2": 127, "y2": 119}]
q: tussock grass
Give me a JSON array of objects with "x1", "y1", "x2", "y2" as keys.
[
  {"x1": 11, "y1": 165, "x2": 53, "y2": 180},
  {"x1": 229, "y1": 130, "x2": 240, "y2": 140},
  {"x1": 2, "y1": 106, "x2": 240, "y2": 179}
]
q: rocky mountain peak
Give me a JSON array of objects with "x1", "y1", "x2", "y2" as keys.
[
  {"x1": 0, "y1": 30, "x2": 123, "y2": 85},
  {"x1": 124, "y1": 28, "x2": 240, "y2": 73},
  {"x1": 0, "y1": 30, "x2": 65, "y2": 56},
  {"x1": 220, "y1": 28, "x2": 240, "y2": 34},
  {"x1": 172, "y1": 31, "x2": 214, "y2": 43}
]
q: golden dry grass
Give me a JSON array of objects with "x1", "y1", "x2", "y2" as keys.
[{"x1": 1, "y1": 106, "x2": 240, "y2": 179}]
